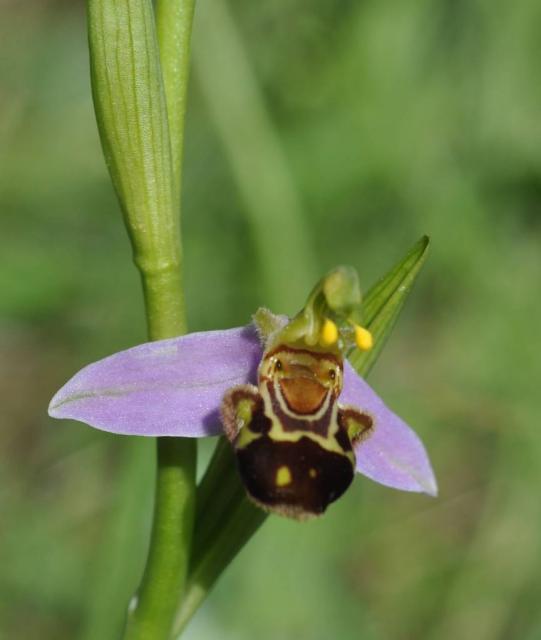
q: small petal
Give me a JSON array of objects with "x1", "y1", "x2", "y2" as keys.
[
  {"x1": 49, "y1": 326, "x2": 261, "y2": 437},
  {"x1": 342, "y1": 362, "x2": 437, "y2": 496}
]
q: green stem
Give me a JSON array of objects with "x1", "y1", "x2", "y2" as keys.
[
  {"x1": 121, "y1": 1, "x2": 196, "y2": 638},
  {"x1": 124, "y1": 258, "x2": 195, "y2": 640},
  {"x1": 125, "y1": 235, "x2": 196, "y2": 640},
  {"x1": 125, "y1": 438, "x2": 196, "y2": 640},
  {"x1": 140, "y1": 263, "x2": 187, "y2": 341},
  {"x1": 87, "y1": 0, "x2": 197, "y2": 634}
]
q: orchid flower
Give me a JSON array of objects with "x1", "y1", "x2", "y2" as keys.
[{"x1": 49, "y1": 267, "x2": 437, "y2": 519}]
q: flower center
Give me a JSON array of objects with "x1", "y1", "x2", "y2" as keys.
[{"x1": 279, "y1": 377, "x2": 328, "y2": 415}]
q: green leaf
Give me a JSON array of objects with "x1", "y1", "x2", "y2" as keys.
[
  {"x1": 349, "y1": 235, "x2": 430, "y2": 377},
  {"x1": 88, "y1": 0, "x2": 185, "y2": 339}
]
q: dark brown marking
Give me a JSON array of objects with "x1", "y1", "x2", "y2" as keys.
[
  {"x1": 236, "y1": 435, "x2": 354, "y2": 518},
  {"x1": 245, "y1": 400, "x2": 272, "y2": 434},
  {"x1": 334, "y1": 423, "x2": 354, "y2": 452}
]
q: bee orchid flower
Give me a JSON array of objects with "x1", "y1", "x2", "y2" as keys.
[{"x1": 49, "y1": 268, "x2": 437, "y2": 519}]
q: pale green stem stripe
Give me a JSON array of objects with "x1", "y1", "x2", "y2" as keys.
[
  {"x1": 192, "y1": 0, "x2": 317, "y2": 312},
  {"x1": 155, "y1": 0, "x2": 196, "y2": 201}
]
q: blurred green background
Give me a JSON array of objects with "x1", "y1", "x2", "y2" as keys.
[{"x1": 1, "y1": 0, "x2": 540, "y2": 638}]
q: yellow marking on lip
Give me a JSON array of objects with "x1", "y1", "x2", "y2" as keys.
[
  {"x1": 309, "y1": 468, "x2": 318, "y2": 478},
  {"x1": 276, "y1": 466, "x2": 292, "y2": 487},
  {"x1": 235, "y1": 425, "x2": 262, "y2": 449}
]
